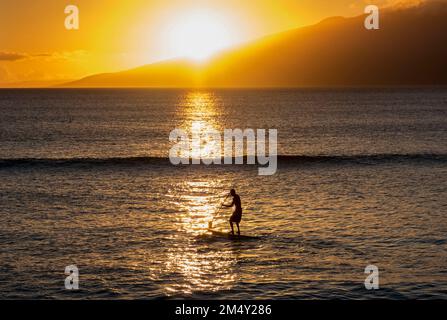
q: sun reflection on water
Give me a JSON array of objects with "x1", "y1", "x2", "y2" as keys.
[
  {"x1": 156, "y1": 92, "x2": 240, "y2": 296},
  {"x1": 170, "y1": 180, "x2": 228, "y2": 235},
  {"x1": 176, "y1": 91, "x2": 223, "y2": 160},
  {"x1": 183, "y1": 91, "x2": 221, "y2": 121},
  {"x1": 164, "y1": 237, "x2": 238, "y2": 295},
  {"x1": 162, "y1": 178, "x2": 239, "y2": 295}
]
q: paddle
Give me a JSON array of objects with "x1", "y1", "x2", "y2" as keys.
[{"x1": 208, "y1": 192, "x2": 231, "y2": 230}]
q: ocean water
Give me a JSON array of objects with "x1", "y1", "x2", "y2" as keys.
[{"x1": 0, "y1": 88, "x2": 446, "y2": 299}]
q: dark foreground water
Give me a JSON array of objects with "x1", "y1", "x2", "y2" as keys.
[{"x1": 0, "y1": 88, "x2": 446, "y2": 299}]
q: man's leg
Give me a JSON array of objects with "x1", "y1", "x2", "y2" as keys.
[
  {"x1": 229, "y1": 220, "x2": 234, "y2": 234},
  {"x1": 236, "y1": 223, "x2": 240, "y2": 235}
]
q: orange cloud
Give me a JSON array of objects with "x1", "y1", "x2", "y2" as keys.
[
  {"x1": 0, "y1": 52, "x2": 27, "y2": 61},
  {"x1": 350, "y1": 0, "x2": 427, "y2": 9},
  {"x1": 0, "y1": 51, "x2": 87, "y2": 62}
]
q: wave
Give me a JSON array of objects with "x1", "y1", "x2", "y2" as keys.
[{"x1": 0, "y1": 154, "x2": 446, "y2": 168}]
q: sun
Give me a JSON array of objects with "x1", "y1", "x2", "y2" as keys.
[{"x1": 166, "y1": 10, "x2": 233, "y2": 61}]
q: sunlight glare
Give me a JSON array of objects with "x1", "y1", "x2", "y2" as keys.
[{"x1": 166, "y1": 10, "x2": 233, "y2": 61}]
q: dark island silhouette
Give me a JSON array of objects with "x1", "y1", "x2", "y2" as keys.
[{"x1": 62, "y1": 1, "x2": 447, "y2": 88}]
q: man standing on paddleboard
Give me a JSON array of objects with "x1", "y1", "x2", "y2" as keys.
[{"x1": 223, "y1": 189, "x2": 242, "y2": 235}]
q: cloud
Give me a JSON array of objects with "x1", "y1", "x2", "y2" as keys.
[
  {"x1": 32, "y1": 53, "x2": 53, "y2": 58},
  {"x1": 384, "y1": 0, "x2": 428, "y2": 9},
  {"x1": 351, "y1": 0, "x2": 427, "y2": 10},
  {"x1": 51, "y1": 50, "x2": 89, "y2": 61},
  {"x1": 0, "y1": 50, "x2": 88, "y2": 62},
  {"x1": 0, "y1": 52, "x2": 28, "y2": 61}
]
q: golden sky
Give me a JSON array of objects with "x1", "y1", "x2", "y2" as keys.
[{"x1": 0, "y1": 0, "x2": 421, "y2": 85}]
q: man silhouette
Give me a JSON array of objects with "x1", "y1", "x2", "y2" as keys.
[{"x1": 223, "y1": 189, "x2": 242, "y2": 235}]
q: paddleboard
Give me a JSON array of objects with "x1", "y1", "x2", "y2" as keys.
[{"x1": 208, "y1": 230, "x2": 258, "y2": 240}]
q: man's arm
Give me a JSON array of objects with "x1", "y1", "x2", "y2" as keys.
[{"x1": 223, "y1": 199, "x2": 235, "y2": 207}]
